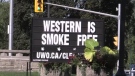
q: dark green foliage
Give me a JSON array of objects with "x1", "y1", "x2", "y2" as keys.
[
  {"x1": 0, "y1": 0, "x2": 135, "y2": 74},
  {"x1": 0, "y1": 2, "x2": 9, "y2": 49},
  {"x1": 83, "y1": 39, "x2": 118, "y2": 75},
  {"x1": 0, "y1": 0, "x2": 134, "y2": 50},
  {"x1": 43, "y1": 62, "x2": 74, "y2": 76},
  {"x1": 125, "y1": 34, "x2": 135, "y2": 68},
  {"x1": 124, "y1": 2, "x2": 135, "y2": 68},
  {"x1": 13, "y1": 0, "x2": 34, "y2": 49}
]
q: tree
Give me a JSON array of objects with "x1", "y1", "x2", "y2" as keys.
[
  {"x1": 125, "y1": 16, "x2": 135, "y2": 68},
  {"x1": 13, "y1": 0, "x2": 134, "y2": 49},
  {"x1": 13, "y1": 0, "x2": 76, "y2": 49},
  {"x1": 12, "y1": 0, "x2": 135, "y2": 74},
  {"x1": 0, "y1": 0, "x2": 6, "y2": 2},
  {"x1": 13, "y1": 0, "x2": 34, "y2": 49},
  {"x1": 0, "y1": 2, "x2": 9, "y2": 49}
]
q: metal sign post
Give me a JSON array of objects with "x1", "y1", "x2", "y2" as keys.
[
  {"x1": 44, "y1": 2, "x2": 126, "y2": 75},
  {"x1": 115, "y1": 0, "x2": 126, "y2": 75},
  {"x1": 45, "y1": 2, "x2": 118, "y2": 18},
  {"x1": 116, "y1": 3, "x2": 121, "y2": 71},
  {"x1": 9, "y1": 0, "x2": 14, "y2": 56}
]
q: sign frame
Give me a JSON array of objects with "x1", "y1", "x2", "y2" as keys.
[{"x1": 30, "y1": 17, "x2": 104, "y2": 62}]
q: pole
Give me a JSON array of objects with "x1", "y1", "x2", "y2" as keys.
[
  {"x1": 45, "y1": 2, "x2": 118, "y2": 18},
  {"x1": 9, "y1": 0, "x2": 14, "y2": 56},
  {"x1": 29, "y1": 62, "x2": 31, "y2": 76},
  {"x1": 26, "y1": 62, "x2": 28, "y2": 76},
  {"x1": 47, "y1": 0, "x2": 50, "y2": 18},
  {"x1": 115, "y1": 0, "x2": 126, "y2": 76},
  {"x1": 117, "y1": 4, "x2": 121, "y2": 51},
  {"x1": 117, "y1": 4, "x2": 121, "y2": 71}
]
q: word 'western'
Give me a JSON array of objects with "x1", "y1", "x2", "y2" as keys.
[
  {"x1": 43, "y1": 20, "x2": 95, "y2": 33},
  {"x1": 41, "y1": 20, "x2": 98, "y2": 46}
]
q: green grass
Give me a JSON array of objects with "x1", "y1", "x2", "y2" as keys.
[{"x1": 0, "y1": 72, "x2": 40, "y2": 76}]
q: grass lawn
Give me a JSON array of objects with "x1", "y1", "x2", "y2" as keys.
[{"x1": 0, "y1": 72, "x2": 40, "y2": 76}]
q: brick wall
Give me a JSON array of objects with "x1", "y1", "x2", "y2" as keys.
[
  {"x1": 0, "y1": 50, "x2": 107, "y2": 76},
  {"x1": 0, "y1": 50, "x2": 39, "y2": 72},
  {"x1": 0, "y1": 59, "x2": 39, "y2": 72}
]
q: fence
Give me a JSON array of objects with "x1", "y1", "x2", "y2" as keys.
[
  {"x1": 0, "y1": 50, "x2": 39, "y2": 76},
  {"x1": 0, "y1": 50, "x2": 108, "y2": 76}
]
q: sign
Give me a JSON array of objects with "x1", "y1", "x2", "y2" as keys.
[{"x1": 30, "y1": 18, "x2": 104, "y2": 62}]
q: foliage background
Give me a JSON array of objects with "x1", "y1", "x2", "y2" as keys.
[{"x1": 0, "y1": 0, "x2": 135, "y2": 72}]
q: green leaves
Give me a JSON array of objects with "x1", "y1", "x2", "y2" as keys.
[
  {"x1": 84, "y1": 39, "x2": 99, "y2": 50},
  {"x1": 84, "y1": 39, "x2": 98, "y2": 62},
  {"x1": 100, "y1": 46, "x2": 116, "y2": 55},
  {"x1": 108, "y1": 50, "x2": 115, "y2": 55},
  {"x1": 84, "y1": 39, "x2": 117, "y2": 63},
  {"x1": 0, "y1": 2, "x2": 9, "y2": 49},
  {"x1": 84, "y1": 48, "x2": 95, "y2": 62}
]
